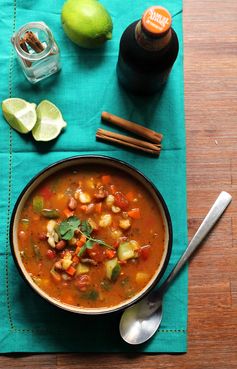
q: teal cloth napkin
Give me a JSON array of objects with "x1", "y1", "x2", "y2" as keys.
[{"x1": 0, "y1": 0, "x2": 187, "y2": 353}]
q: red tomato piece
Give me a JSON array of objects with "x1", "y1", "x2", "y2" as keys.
[
  {"x1": 105, "y1": 249, "x2": 116, "y2": 259},
  {"x1": 46, "y1": 249, "x2": 56, "y2": 260},
  {"x1": 40, "y1": 186, "x2": 53, "y2": 200},
  {"x1": 101, "y1": 175, "x2": 111, "y2": 185},
  {"x1": 139, "y1": 244, "x2": 151, "y2": 260},
  {"x1": 87, "y1": 243, "x2": 106, "y2": 263},
  {"x1": 127, "y1": 208, "x2": 141, "y2": 219},
  {"x1": 74, "y1": 274, "x2": 91, "y2": 291},
  {"x1": 114, "y1": 191, "x2": 129, "y2": 210}
]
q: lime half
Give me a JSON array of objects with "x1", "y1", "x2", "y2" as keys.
[
  {"x1": 32, "y1": 100, "x2": 67, "y2": 141},
  {"x1": 2, "y1": 98, "x2": 37, "y2": 133}
]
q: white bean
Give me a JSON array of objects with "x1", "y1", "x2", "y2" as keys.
[
  {"x1": 119, "y1": 219, "x2": 131, "y2": 230},
  {"x1": 105, "y1": 194, "x2": 115, "y2": 207},
  {"x1": 112, "y1": 205, "x2": 121, "y2": 213},
  {"x1": 99, "y1": 214, "x2": 112, "y2": 227}
]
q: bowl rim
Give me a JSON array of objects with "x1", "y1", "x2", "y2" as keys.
[{"x1": 10, "y1": 154, "x2": 173, "y2": 315}]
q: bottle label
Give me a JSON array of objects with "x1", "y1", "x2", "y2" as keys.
[{"x1": 142, "y1": 6, "x2": 172, "y2": 36}]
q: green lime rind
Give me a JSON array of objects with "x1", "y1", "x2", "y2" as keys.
[
  {"x1": 61, "y1": 0, "x2": 113, "y2": 48},
  {"x1": 2, "y1": 98, "x2": 37, "y2": 134},
  {"x1": 32, "y1": 100, "x2": 67, "y2": 142}
]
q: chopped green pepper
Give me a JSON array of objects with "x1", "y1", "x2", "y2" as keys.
[
  {"x1": 33, "y1": 196, "x2": 44, "y2": 213},
  {"x1": 41, "y1": 208, "x2": 60, "y2": 219},
  {"x1": 81, "y1": 289, "x2": 99, "y2": 300},
  {"x1": 33, "y1": 244, "x2": 41, "y2": 259}
]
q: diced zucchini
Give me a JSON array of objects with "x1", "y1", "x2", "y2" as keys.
[
  {"x1": 33, "y1": 196, "x2": 44, "y2": 213},
  {"x1": 129, "y1": 240, "x2": 139, "y2": 250},
  {"x1": 31, "y1": 275, "x2": 42, "y2": 286},
  {"x1": 61, "y1": 253, "x2": 73, "y2": 270},
  {"x1": 111, "y1": 263, "x2": 121, "y2": 282},
  {"x1": 105, "y1": 258, "x2": 121, "y2": 281},
  {"x1": 76, "y1": 263, "x2": 90, "y2": 275},
  {"x1": 118, "y1": 242, "x2": 134, "y2": 261},
  {"x1": 118, "y1": 240, "x2": 139, "y2": 261}
]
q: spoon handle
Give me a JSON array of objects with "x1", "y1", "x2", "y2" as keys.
[{"x1": 151, "y1": 191, "x2": 232, "y2": 299}]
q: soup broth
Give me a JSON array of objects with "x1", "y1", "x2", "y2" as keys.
[{"x1": 17, "y1": 166, "x2": 166, "y2": 309}]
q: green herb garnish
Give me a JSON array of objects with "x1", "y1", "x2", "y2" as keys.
[
  {"x1": 59, "y1": 216, "x2": 81, "y2": 240},
  {"x1": 80, "y1": 220, "x2": 92, "y2": 237},
  {"x1": 59, "y1": 216, "x2": 114, "y2": 256}
]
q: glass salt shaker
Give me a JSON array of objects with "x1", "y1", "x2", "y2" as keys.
[{"x1": 11, "y1": 22, "x2": 61, "y2": 84}]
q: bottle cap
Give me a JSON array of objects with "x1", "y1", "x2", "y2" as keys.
[{"x1": 141, "y1": 6, "x2": 172, "y2": 37}]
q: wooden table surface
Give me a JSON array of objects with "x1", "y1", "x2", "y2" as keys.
[{"x1": 1, "y1": 0, "x2": 237, "y2": 368}]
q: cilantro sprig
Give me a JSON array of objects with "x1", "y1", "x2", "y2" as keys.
[
  {"x1": 59, "y1": 216, "x2": 80, "y2": 240},
  {"x1": 59, "y1": 216, "x2": 114, "y2": 257}
]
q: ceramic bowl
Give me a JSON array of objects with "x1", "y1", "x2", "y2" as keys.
[{"x1": 10, "y1": 155, "x2": 172, "y2": 314}]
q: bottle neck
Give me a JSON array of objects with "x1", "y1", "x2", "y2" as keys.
[{"x1": 135, "y1": 21, "x2": 172, "y2": 51}]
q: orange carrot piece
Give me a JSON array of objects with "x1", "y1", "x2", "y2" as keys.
[
  {"x1": 72, "y1": 255, "x2": 80, "y2": 264},
  {"x1": 79, "y1": 234, "x2": 87, "y2": 245},
  {"x1": 95, "y1": 202, "x2": 102, "y2": 214},
  {"x1": 80, "y1": 205, "x2": 88, "y2": 212},
  {"x1": 101, "y1": 175, "x2": 111, "y2": 185},
  {"x1": 126, "y1": 191, "x2": 134, "y2": 201},
  {"x1": 127, "y1": 208, "x2": 141, "y2": 219},
  {"x1": 75, "y1": 235, "x2": 86, "y2": 250},
  {"x1": 66, "y1": 265, "x2": 76, "y2": 276},
  {"x1": 105, "y1": 249, "x2": 116, "y2": 259},
  {"x1": 63, "y1": 208, "x2": 74, "y2": 218},
  {"x1": 75, "y1": 245, "x2": 82, "y2": 255}
]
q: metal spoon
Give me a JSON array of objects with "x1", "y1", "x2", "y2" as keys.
[{"x1": 120, "y1": 191, "x2": 232, "y2": 345}]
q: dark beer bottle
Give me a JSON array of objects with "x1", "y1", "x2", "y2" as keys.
[{"x1": 116, "y1": 6, "x2": 179, "y2": 95}]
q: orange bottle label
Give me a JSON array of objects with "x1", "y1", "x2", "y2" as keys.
[{"x1": 142, "y1": 6, "x2": 172, "y2": 35}]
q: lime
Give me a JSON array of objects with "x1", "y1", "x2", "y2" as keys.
[
  {"x1": 32, "y1": 100, "x2": 67, "y2": 142},
  {"x1": 2, "y1": 98, "x2": 37, "y2": 134},
  {"x1": 61, "y1": 0, "x2": 113, "y2": 48}
]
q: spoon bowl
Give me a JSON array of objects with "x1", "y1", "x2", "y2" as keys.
[
  {"x1": 120, "y1": 297, "x2": 163, "y2": 345},
  {"x1": 119, "y1": 191, "x2": 232, "y2": 345}
]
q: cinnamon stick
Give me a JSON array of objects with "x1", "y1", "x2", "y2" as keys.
[
  {"x1": 19, "y1": 39, "x2": 32, "y2": 67},
  {"x1": 101, "y1": 111, "x2": 163, "y2": 144},
  {"x1": 24, "y1": 31, "x2": 44, "y2": 53},
  {"x1": 96, "y1": 128, "x2": 161, "y2": 156}
]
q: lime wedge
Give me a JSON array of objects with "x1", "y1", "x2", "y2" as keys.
[
  {"x1": 2, "y1": 98, "x2": 37, "y2": 133},
  {"x1": 32, "y1": 100, "x2": 67, "y2": 141}
]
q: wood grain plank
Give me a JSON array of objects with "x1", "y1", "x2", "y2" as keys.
[{"x1": 0, "y1": 355, "x2": 56, "y2": 369}]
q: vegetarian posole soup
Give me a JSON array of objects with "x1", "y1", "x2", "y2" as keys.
[{"x1": 17, "y1": 166, "x2": 166, "y2": 309}]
